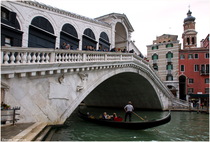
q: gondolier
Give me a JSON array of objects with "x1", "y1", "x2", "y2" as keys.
[{"x1": 124, "y1": 101, "x2": 134, "y2": 122}]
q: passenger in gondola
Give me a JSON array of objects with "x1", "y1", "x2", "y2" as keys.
[{"x1": 102, "y1": 112, "x2": 111, "y2": 119}]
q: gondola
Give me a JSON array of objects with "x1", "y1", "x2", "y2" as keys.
[{"x1": 78, "y1": 110, "x2": 171, "y2": 130}]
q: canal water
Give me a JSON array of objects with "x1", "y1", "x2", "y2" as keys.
[{"x1": 50, "y1": 106, "x2": 209, "y2": 141}]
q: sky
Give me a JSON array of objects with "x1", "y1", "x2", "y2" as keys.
[{"x1": 35, "y1": 0, "x2": 209, "y2": 56}]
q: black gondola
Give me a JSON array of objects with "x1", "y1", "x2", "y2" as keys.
[{"x1": 78, "y1": 110, "x2": 171, "y2": 130}]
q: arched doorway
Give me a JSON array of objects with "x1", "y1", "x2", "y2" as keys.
[
  {"x1": 28, "y1": 16, "x2": 56, "y2": 48},
  {"x1": 82, "y1": 28, "x2": 97, "y2": 50},
  {"x1": 60, "y1": 23, "x2": 79, "y2": 50},
  {"x1": 99, "y1": 32, "x2": 110, "y2": 51},
  {"x1": 115, "y1": 22, "x2": 127, "y2": 51},
  {"x1": 179, "y1": 75, "x2": 186, "y2": 100}
]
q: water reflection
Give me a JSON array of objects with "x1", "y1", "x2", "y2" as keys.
[{"x1": 51, "y1": 107, "x2": 209, "y2": 141}]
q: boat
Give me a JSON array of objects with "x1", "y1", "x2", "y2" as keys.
[{"x1": 78, "y1": 110, "x2": 171, "y2": 130}]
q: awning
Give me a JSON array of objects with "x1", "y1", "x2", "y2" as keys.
[{"x1": 189, "y1": 94, "x2": 209, "y2": 98}]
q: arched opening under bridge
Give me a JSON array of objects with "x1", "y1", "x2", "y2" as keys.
[{"x1": 83, "y1": 72, "x2": 162, "y2": 110}]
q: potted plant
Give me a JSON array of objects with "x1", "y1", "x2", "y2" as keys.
[{"x1": 1, "y1": 102, "x2": 7, "y2": 110}]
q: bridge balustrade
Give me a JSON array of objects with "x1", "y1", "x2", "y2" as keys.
[{"x1": 1, "y1": 47, "x2": 142, "y2": 65}]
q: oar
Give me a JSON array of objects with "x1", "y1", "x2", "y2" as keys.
[{"x1": 133, "y1": 111, "x2": 160, "y2": 133}]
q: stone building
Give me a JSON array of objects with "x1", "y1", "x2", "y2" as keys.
[
  {"x1": 1, "y1": 0, "x2": 142, "y2": 54},
  {"x1": 147, "y1": 34, "x2": 181, "y2": 98}
]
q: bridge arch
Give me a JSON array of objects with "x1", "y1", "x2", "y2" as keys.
[{"x1": 61, "y1": 67, "x2": 165, "y2": 122}]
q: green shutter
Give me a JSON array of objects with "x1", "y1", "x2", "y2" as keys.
[
  {"x1": 157, "y1": 55, "x2": 158, "y2": 59},
  {"x1": 171, "y1": 53, "x2": 173, "y2": 58},
  {"x1": 171, "y1": 43, "x2": 173, "y2": 47}
]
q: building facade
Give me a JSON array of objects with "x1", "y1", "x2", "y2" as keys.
[
  {"x1": 147, "y1": 34, "x2": 181, "y2": 98},
  {"x1": 179, "y1": 10, "x2": 209, "y2": 105},
  {"x1": 1, "y1": 0, "x2": 142, "y2": 54}
]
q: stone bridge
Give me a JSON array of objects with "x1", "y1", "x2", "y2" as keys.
[{"x1": 1, "y1": 47, "x2": 188, "y2": 124}]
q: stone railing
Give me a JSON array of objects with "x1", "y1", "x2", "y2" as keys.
[
  {"x1": 1, "y1": 47, "x2": 139, "y2": 65},
  {"x1": 1, "y1": 46, "x2": 189, "y2": 107}
]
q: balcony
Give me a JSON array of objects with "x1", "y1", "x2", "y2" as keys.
[
  {"x1": 153, "y1": 59, "x2": 157, "y2": 64},
  {"x1": 167, "y1": 70, "x2": 172, "y2": 75},
  {"x1": 167, "y1": 58, "x2": 172, "y2": 63},
  {"x1": 200, "y1": 70, "x2": 209, "y2": 75}
]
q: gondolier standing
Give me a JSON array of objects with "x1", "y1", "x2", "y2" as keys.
[{"x1": 124, "y1": 101, "x2": 134, "y2": 122}]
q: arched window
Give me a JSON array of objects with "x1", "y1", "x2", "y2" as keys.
[
  {"x1": 99, "y1": 32, "x2": 110, "y2": 51},
  {"x1": 166, "y1": 51, "x2": 173, "y2": 58},
  {"x1": 187, "y1": 38, "x2": 190, "y2": 45},
  {"x1": 82, "y1": 28, "x2": 97, "y2": 50},
  {"x1": 152, "y1": 54, "x2": 158, "y2": 60},
  {"x1": 60, "y1": 23, "x2": 79, "y2": 50},
  {"x1": 28, "y1": 16, "x2": 56, "y2": 48},
  {"x1": 192, "y1": 37, "x2": 195, "y2": 44}
]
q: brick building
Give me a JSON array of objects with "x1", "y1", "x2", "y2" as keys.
[{"x1": 179, "y1": 10, "x2": 209, "y2": 106}]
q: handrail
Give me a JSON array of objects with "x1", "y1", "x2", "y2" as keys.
[{"x1": 1, "y1": 107, "x2": 20, "y2": 125}]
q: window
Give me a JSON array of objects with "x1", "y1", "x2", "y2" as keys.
[
  {"x1": 206, "y1": 53, "x2": 209, "y2": 58},
  {"x1": 205, "y1": 88, "x2": 209, "y2": 94},
  {"x1": 180, "y1": 54, "x2": 185, "y2": 59},
  {"x1": 1, "y1": 9, "x2": 9, "y2": 20},
  {"x1": 153, "y1": 65, "x2": 158, "y2": 71},
  {"x1": 166, "y1": 43, "x2": 173, "y2": 48},
  {"x1": 166, "y1": 52, "x2": 173, "y2": 58},
  {"x1": 152, "y1": 46, "x2": 158, "y2": 50},
  {"x1": 167, "y1": 64, "x2": 173, "y2": 70},
  {"x1": 189, "y1": 79, "x2": 194, "y2": 84},
  {"x1": 166, "y1": 75, "x2": 173, "y2": 81},
  {"x1": 192, "y1": 37, "x2": 195, "y2": 44},
  {"x1": 188, "y1": 88, "x2": 194, "y2": 94},
  {"x1": 188, "y1": 54, "x2": 193, "y2": 59},
  {"x1": 181, "y1": 65, "x2": 185, "y2": 72},
  {"x1": 194, "y1": 65, "x2": 199, "y2": 72},
  {"x1": 5, "y1": 37, "x2": 12, "y2": 47},
  {"x1": 152, "y1": 54, "x2": 158, "y2": 60},
  {"x1": 187, "y1": 38, "x2": 190, "y2": 45},
  {"x1": 194, "y1": 54, "x2": 198, "y2": 59},
  {"x1": 205, "y1": 78, "x2": 209, "y2": 84}
]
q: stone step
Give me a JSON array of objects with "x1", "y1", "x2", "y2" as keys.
[
  {"x1": 22, "y1": 123, "x2": 47, "y2": 141},
  {"x1": 34, "y1": 126, "x2": 52, "y2": 141},
  {"x1": 10, "y1": 122, "x2": 47, "y2": 141},
  {"x1": 44, "y1": 127, "x2": 57, "y2": 141}
]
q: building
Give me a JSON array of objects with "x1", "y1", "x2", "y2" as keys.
[
  {"x1": 1, "y1": 0, "x2": 142, "y2": 54},
  {"x1": 147, "y1": 34, "x2": 181, "y2": 97},
  {"x1": 179, "y1": 10, "x2": 209, "y2": 106},
  {"x1": 200, "y1": 34, "x2": 209, "y2": 49}
]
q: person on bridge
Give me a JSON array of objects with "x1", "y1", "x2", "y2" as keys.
[{"x1": 124, "y1": 101, "x2": 134, "y2": 122}]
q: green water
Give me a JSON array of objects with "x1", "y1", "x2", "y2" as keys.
[{"x1": 50, "y1": 107, "x2": 209, "y2": 141}]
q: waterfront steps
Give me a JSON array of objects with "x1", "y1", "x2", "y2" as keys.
[{"x1": 9, "y1": 122, "x2": 47, "y2": 141}]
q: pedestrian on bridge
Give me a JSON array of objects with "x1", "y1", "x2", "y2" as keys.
[{"x1": 124, "y1": 101, "x2": 134, "y2": 122}]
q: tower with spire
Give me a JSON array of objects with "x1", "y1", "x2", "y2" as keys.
[{"x1": 182, "y1": 8, "x2": 197, "y2": 49}]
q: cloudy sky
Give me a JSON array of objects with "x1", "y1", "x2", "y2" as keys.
[{"x1": 36, "y1": 0, "x2": 209, "y2": 56}]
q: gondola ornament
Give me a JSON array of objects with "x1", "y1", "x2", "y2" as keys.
[{"x1": 77, "y1": 72, "x2": 88, "y2": 92}]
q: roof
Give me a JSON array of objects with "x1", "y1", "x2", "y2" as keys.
[
  {"x1": 184, "y1": 10, "x2": 195, "y2": 23},
  {"x1": 95, "y1": 13, "x2": 134, "y2": 32}
]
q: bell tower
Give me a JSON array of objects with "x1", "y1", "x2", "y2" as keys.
[{"x1": 182, "y1": 9, "x2": 197, "y2": 49}]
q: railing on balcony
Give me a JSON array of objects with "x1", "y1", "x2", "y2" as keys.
[
  {"x1": 167, "y1": 70, "x2": 172, "y2": 75},
  {"x1": 167, "y1": 58, "x2": 172, "y2": 63},
  {"x1": 200, "y1": 70, "x2": 209, "y2": 75},
  {"x1": 153, "y1": 59, "x2": 157, "y2": 64}
]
